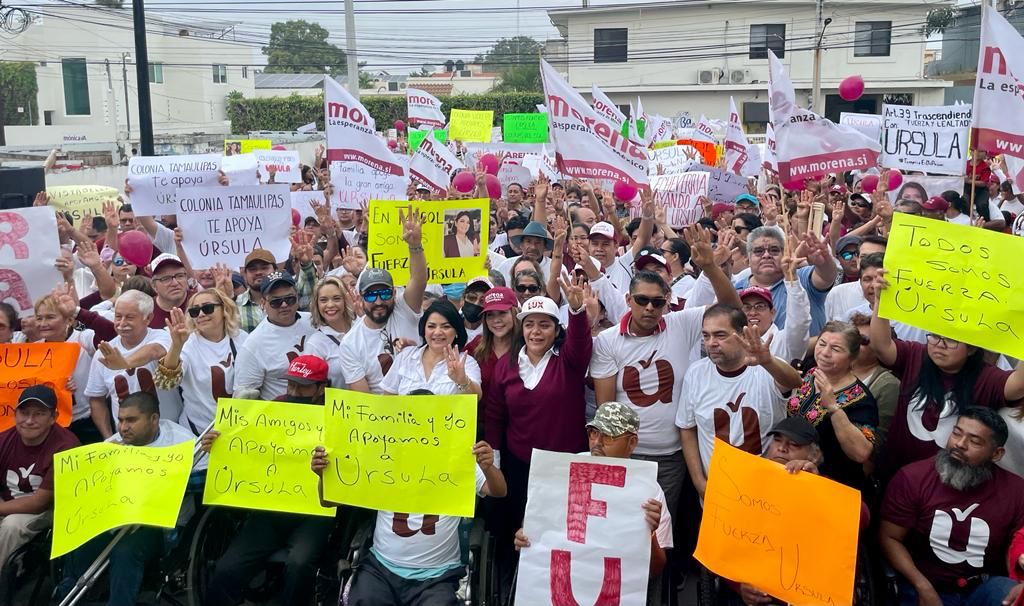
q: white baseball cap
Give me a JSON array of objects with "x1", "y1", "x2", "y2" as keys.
[
  {"x1": 516, "y1": 296, "x2": 561, "y2": 321},
  {"x1": 149, "y1": 253, "x2": 183, "y2": 274},
  {"x1": 589, "y1": 221, "x2": 616, "y2": 240}
]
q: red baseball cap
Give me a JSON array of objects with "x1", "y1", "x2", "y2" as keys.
[
  {"x1": 711, "y1": 203, "x2": 735, "y2": 219},
  {"x1": 481, "y1": 287, "x2": 516, "y2": 313},
  {"x1": 286, "y1": 355, "x2": 329, "y2": 385},
  {"x1": 738, "y1": 287, "x2": 773, "y2": 308},
  {"x1": 922, "y1": 196, "x2": 950, "y2": 212}
]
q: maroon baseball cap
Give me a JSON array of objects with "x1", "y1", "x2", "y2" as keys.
[
  {"x1": 922, "y1": 196, "x2": 950, "y2": 212},
  {"x1": 738, "y1": 287, "x2": 773, "y2": 308},
  {"x1": 711, "y1": 203, "x2": 735, "y2": 219},
  {"x1": 481, "y1": 287, "x2": 516, "y2": 313},
  {"x1": 286, "y1": 355, "x2": 329, "y2": 385}
]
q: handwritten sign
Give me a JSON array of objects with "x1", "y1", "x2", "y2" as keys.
[
  {"x1": 449, "y1": 109, "x2": 494, "y2": 143},
  {"x1": 695, "y1": 440, "x2": 859, "y2": 606},
  {"x1": 203, "y1": 399, "x2": 334, "y2": 517},
  {"x1": 0, "y1": 207, "x2": 63, "y2": 318},
  {"x1": 321, "y1": 388, "x2": 477, "y2": 517},
  {"x1": 224, "y1": 139, "x2": 271, "y2": 155},
  {"x1": 368, "y1": 199, "x2": 488, "y2": 286},
  {"x1": 126, "y1": 154, "x2": 221, "y2": 216},
  {"x1": 879, "y1": 214, "x2": 1024, "y2": 359},
  {"x1": 255, "y1": 149, "x2": 302, "y2": 183},
  {"x1": 652, "y1": 172, "x2": 708, "y2": 228},
  {"x1": 881, "y1": 105, "x2": 971, "y2": 176},
  {"x1": 692, "y1": 164, "x2": 748, "y2": 203},
  {"x1": 176, "y1": 185, "x2": 292, "y2": 270},
  {"x1": 46, "y1": 185, "x2": 119, "y2": 226},
  {"x1": 515, "y1": 450, "x2": 659, "y2": 606},
  {"x1": 647, "y1": 145, "x2": 699, "y2": 176},
  {"x1": 52, "y1": 441, "x2": 194, "y2": 558},
  {"x1": 839, "y1": 112, "x2": 883, "y2": 142},
  {"x1": 0, "y1": 343, "x2": 79, "y2": 431},
  {"x1": 503, "y1": 113, "x2": 549, "y2": 143},
  {"x1": 408, "y1": 129, "x2": 448, "y2": 155},
  {"x1": 330, "y1": 161, "x2": 409, "y2": 210}
]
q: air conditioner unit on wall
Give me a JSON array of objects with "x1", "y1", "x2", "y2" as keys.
[
  {"x1": 698, "y1": 68, "x2": 723, "y2": 85},
  {"x1": 730, "y1": 69, "x2": 747, "y2": 84}
]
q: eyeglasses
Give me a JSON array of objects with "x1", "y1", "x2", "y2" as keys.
[
  {"x1": 732, "y1": 225, "x2": 750, "y2": 233},
  {"x1": 742, "y1": 302, "x2": 771, "y2": 313},
  {"x1": 515, "y1": 284, "x2": 541, "y2": 294},
  {"x1": 362, "y1": 289, "x2": 394, "y2": 303},
  {"x1": 839, "y1": 251, "x2": 859, "y2": 261},
  {"x1": 660, "y1": 249, "x2": 674, "y2": 256},
  {"x1": 926, "y1": 334, "x2": 961, "y2": 349},
  {"x1": 850, "y1": 201, "x2": 871, "y2": 209},
  {"x1": 152, "y1": 272, "x2": 188, "y2": 284},
  {"x1": 268, "y1": 295, "x2": 298, "y2": 309},
  {"x1": 751, "y1": 246, "x2": 783, "y2": 257},
  {"x1": 113, "y1": 256, "x2": 127, "y2": 267},
  {"x1": 187, "y1": 302, "x2": 222, "y2": 318},
  {"x1": 379, "y1": 327, "x2": 396, "y2": 356},
  {"x1": 632, "y1": 295, "x2": 668, "y2": 309}
]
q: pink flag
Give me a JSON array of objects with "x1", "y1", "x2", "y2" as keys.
[
  {"x1": 407, "y1": 88, "x2": 447, "y2": 129},
  {"x1": 971, "y1": 5, "x2": 1024, "y2": 158},
  {"x1": 324, "y1": 77, "x2": 405, "y2": 176},
  {"x1": 768, "y1": 51, "x2": 879, "y2": 183},
  {"x1": 725, "y1": 97, "x2": 760, "y2": 177}
]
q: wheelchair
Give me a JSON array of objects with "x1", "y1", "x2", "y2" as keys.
[{"x1": 0, "y1": 528, "x2": 57, "y2": 606}]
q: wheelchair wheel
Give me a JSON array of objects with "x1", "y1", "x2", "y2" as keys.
[
  {"x1": 697, "y1": 564, "x2": 718, "y2": 606},
  {"x1": 1, "y1": 534, "x2": 55, "y2": 606},
  {"x1": 853, "y1": 541, "x2": 876, "y2": 606},
  {"x1": 185, "y1": 508, "x2": 243, "y2": 606}
]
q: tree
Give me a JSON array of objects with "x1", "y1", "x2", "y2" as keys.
[
  {"x1": 923, "y1": 6, "x2": 960, "y2": 36},
  {"x1": 262, "y1": 20, "x2": 348, "y2": 75},
  {"x1": 0, "y1": 62, "x2": 38, "y2": 146},
  {"x1": 411, "y1": 64, "x2": 436, "y2": 77},
  {"x1": 477, "y1": 36, "x2": 544, "y2": 92}
]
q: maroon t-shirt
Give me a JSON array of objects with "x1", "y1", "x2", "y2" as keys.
[
  {"x1": 881, "y1": 340, "x2": 1011, "y2": 477},
  {"x1": 0, "y1": 425, "x2": 80, "y2": 501},
  {"x1": 882, "y1": 456, "x2": 1024, "y2": 591}
]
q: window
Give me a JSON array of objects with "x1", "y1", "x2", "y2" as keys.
[
  {"x1": 212, "y1": 64, "x2": 227, "y2": 84},
  {"x1": 855, "y1": 21, "x2": 891, "y2": 57},
  {"x1": 61, "y1": 58, "x2": 91, "y2": 116},
  {"x1": 388, "y1": 81, "x2": 399, "y2": 92},
  {"x1": 148, "y1": 63, "x2": 164, "y2": 84},
  {"x1": 241, "y1": 66, "x2": 248, "y2": 79},
  {"x1": 749, "y1": 24, "x2": 786, "y2": 59},
  {"x1": 594, "y1": 28, "x2": 628, "y2": 63}
]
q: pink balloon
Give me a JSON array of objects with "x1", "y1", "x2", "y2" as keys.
[
  {"x1": 861, "y1": 174, "x2": 880, "y2": 194},
  {"x1": 452, "y1": 170, "x2": 476, "y2": 193},
  {"x1": 291, "y1": 208, "x2": 301, "y2": 226},
  {"x1": 613, "y1": 180, "x2": 638, "y2": 202},
  {"x1": 838, "y1": 75, "x2": 865, "y2": 102},
  {"x1": 887, "y1": 170, "x2": 903, "y2": 190},
  {"x1": 484, "y1": 174, "x2": 502, "y2": 199},
  {"x1": 387, "y1": 139, "x2": 398, "y2": 149},
  {"x1": 394, "y1": 120, "x2": 406, "y2": 133},
  {"x1": 271, "y1": 144, "x2": 287, "y2": 151},
  {"x1": 479, "y1": 154, "x2": 500, "y2": 176},
  {"x1": 118, "y1": 230, "x2": 153, "y2": 267}
]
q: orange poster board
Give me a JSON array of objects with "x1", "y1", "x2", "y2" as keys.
[
  {"x1": 694, "y1": 439, "x2": 860, "y2": 606},
  {"x1": 0, "y1": 343, "x2": 80, "y2": 430},
  {"x1": 676, "y1": 139, "x2": 718, "y2": 166}
]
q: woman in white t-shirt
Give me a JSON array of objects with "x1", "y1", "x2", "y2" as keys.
[
  {"x1": 306, "y1": 276, "x2": 356, "y2": 388},
  {"x1": 154, "y1": 289, "x2": 247, "y2": 434},
  {"x1": 381, "y1": 299, "x2": 482, "y2": 398}
]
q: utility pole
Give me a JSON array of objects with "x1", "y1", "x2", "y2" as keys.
[
  {"x1": 344, "y1": 0, "x2": 359, "y2": 98},
  {"x1": 121, "y1": 52, "x2": 132, "y2": 138},
  {"x1": 810, "y1": 0, "x2": 831, "y2": 114},
  {"x1": 132, "y1": 0, "x2": 154, "y2": 155}
]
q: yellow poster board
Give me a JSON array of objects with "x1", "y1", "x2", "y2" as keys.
[
  {"x1": 224, "y1": 139, "x2": 272, "y2": 155},
  {"x1": 449, "y1": 109, "x2": 494, "y2": 143},
  {"x1": 203, "y1": 398, "x2": 335, "y2": 517},
  {"x1": 367, "y1": 199, "x2": 488, "y2": 286},
  {"x1": 46, "y1": 185, "x2": 119, "y2": 226},
  {"x1": 321, "y1": 388, "x2": 478, "y2": 517},
  {"x1": 879, "y1": 214, "x2": 1024, "y2": 360},
  {"x1": 52, "y1": 441, "x2": 194, "y2": 558},
  {"x1": 694, "y1": 440, "x2": 860, "y2": 606}
]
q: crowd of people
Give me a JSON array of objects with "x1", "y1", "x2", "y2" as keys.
[{"x1": 1, "y1": 147, "x2": 1024, "y2": 606}]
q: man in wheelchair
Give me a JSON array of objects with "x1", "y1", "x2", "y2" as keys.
[
  {"x1": 311, "y1": 437, "x2": 506, "y2": 606},
  {"x1": 52, "y1": 391, "x2": 196, "y2": 606}
]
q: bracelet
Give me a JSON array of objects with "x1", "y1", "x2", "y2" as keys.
[
  {"x1": 457, "y1": 380, "x2": 471, "y2": 392},
  {"x1": 408, "y1": 246, "x2": 424, "y2": 253}
]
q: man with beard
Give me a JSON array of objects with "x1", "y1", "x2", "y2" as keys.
[
  {"x1": 495, "y1": 220, "x2": 554, "y2": 285},
  {"x1": 340, "y1": 208, "x2": 427, "y2": 394},
  {"x1": 880, "y1": 408, "x2": 1024, "y2": 606}
]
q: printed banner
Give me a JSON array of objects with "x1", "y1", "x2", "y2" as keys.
[
  {"x1": 591, "y1": 84, "x2": 626, "y2": 130},
  {"x1": 255, "y1": 149, "x2": 302, "y2": 184},
  {"x1": 763, "y1": 122, "x2": 778, "y2": 172},
  {"x1": 449, "y1": 109, "x2": 494, "y2": 143},
  {"x1": 887, "y1": 175, "x2": 964, "y2": 204},
  {"x1": 126, "y1": 154, "x2": 221, "y2": 216},
  {"x1": 726, "y1": 97, "x2": 760, "y2": 177},
  {"x1": 176, "y1": 185, "x2": 292, "y2": 270},
  {"x1": 0, "y1": 342, "x2": 79, "y2": 431},
  {"x1": 879, "y1": 214, "x2": 1024, "y2": 360},
  {"x1": 768, "y1": 51, "x2": 880, "y2": 184},
  {"x1": 368, "y1": 198, "x2": 488, "y2": 285},
  {"x1": 224, "y1": 139, "x2": 271, "y2": 155},
  {"x1": 503, "y1": 113, "x2": 550, "y2": 144},
  {"x1": 220, "y1": 153, "x2": 259, "y2": 187},
  {"x1": 406, "y1": 88, "x2": 447, "y2": 129},
  {"x1": 330, "y1": 161, "x2": 409, "y2": 210},
  {"x1": 840, "y1": 112, "x2": 883, "y2": 142},
  {"x1": 542, "y1": 59, "x2": 649, "y2": 188},
  {"x1": 324, "y1": 76, "x2": 406, "y2": 177},
  {"x1": 46, "y1": 185, "x2": 119, "y2": 226},
  {"x1": 647, "y1": 114, "x2": 674, "y2": 144},
  {"x1": 652, "y1": 172, "x2": 709, "y2": 228},
  {"x1": 695, "y1": 440, "x2": 859, "y2": 606},
  {"x1": 515, "y1": 450, "x2": 659, "y2": 606},
  {"x1": 409, "y1": 132, "x2": 465, "y2": 195},
  {"x1": 881, "y1": 105, "x2": 971, "y2": 176},
  {"x1": 52, "y1": 441, "x2": 194, "y2": 558},
  {"x1": 203, "y1": 399, "x2": 334, "y2": 517},
  {"x1": 0, "y1": 207, "x2": 63, "y2": 318},
  {"x1": 971, "y1": 6, "x2": 1024, "y2": 159},
  {"x1": 693, "y1": 115, "x2": 718, "y2": 144},
  {"x1": 321, "y1": 388, "x2": 478, "y2": 517}
]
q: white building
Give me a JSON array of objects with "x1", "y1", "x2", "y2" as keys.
[
  {"x1": 2, "y1": 7, "x2": 258, "y2": 147},
  {"x1": 547, "y1": 0, "x2": 952, "y2": 132}
]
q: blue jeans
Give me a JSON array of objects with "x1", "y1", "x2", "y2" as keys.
[{"x1": 898, "y1": 576, "x2": 1019, "y2": 606}]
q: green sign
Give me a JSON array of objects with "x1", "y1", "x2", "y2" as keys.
[
  {"x1": 408, "y1": 129, "x2": 448, "y2": 154},
  {"x1": 502, "y1": 113, "x2": 549, "y2": 144}
]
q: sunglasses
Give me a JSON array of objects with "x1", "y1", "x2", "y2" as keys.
[
  {"x1": 839, "y1": 251, "x2": 859, "y2": 261},
  {"x1": 187, "y1": 302, "x2": 222, "y2": 318},
  {"x1": 113, "y1": 256, "x2": 128, "y2": 267},
  {"x1": 850, "y1": 201, "x2": 871, "y2": 209},
  {"x1": 362, "y1": 289, "x2": 394, "y2": 303},
  {"x1": 515, "y1": 284, "x2": 541, "y2": 294},
  {"x1": 632, "y1": 295, "x2": 668, "y2": 309},
  {"x1": 268, "y1": 295, "x2": 298, "y2": 309}
]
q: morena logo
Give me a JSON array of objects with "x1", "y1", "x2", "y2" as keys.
[{"x1": 326, "y1": 102, "x2": 369, "y2": 126}]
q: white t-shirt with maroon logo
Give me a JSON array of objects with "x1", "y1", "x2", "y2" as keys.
[
  {"x1": 84, "y1": 328, "x2": 172, "y2": 422},
  {"x1": 178, "y1": 331, "x2": 248, "y2": 432},
  {"x1": 339, "y1": 294, "x2": 421, "y2": 394},
  {"x1": 233, "y1": 313, "x2": 313, "y2": 401},
  {"x1": 589, "y1": 308, "x2": 705, "y2": 456}
]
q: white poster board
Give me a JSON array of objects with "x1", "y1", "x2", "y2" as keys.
[
  {"x1": 652, "y1": 172, "x2": 709, "y2": 228},
  {"x1": 0, "y1": 207, "x2": 62, "y2": 318},
  {"x1": 881, "y1": 105, "x2": 971, "y2": 176},
  {"x1": 255, "y1": 150, "x2": 302, "y2": 184},
  {"x1": 646, "y1": 146, "x2": 699, "y2": 176},
  {"x1": 126, "y1": 154, "x2": 222, "y2": 216},
  {"x1": 839, "y1": 112, "x2": 883, "y2": 142},
  {"x1": 330, "y1": 161, "x2": 408, "y2": 210},
  {"x1": 220, "y1": 153, "x2": 259, "y2": 187}
]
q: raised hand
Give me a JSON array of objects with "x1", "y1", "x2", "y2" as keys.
[
  {"x1": 217, "y1": 170, "x2": 230, "y2": 187},
  {"x1": 166, "y1": 307, "x2": 191, "y2": 348},
  {"x1": 445, "y1": 345, "x2": 469, "y2": 385},
  {"x1": 558, "y1": 273, "x2": 586, "y2": 310},
  {"x1": 55, "y1": 249, "x2": 75, "y2": 280},
  {"x1": 533, "y1": 175, "x2": 550, "y2": 207},
  {"x1": 812, "y1": 368, "x2": 839, "y2": 412},
  {"x1": 98, "y1": 342, "x2": 131, "y2": 371},
  {"x1": 102, "y1": 199, "x2": 118, "y2": 227},
  {"x1": 212, "y1": 263, "x2": 234, "y2": 296},
  {"x1": 683, "y1": 223, "x2": 714, "y2": 270},
  {"x1": 51, "y1": 284, "x2": 79, "y2": 319},
  {"x1": 780, "y1": 233, "x2": 797, "y2": 282},
  {"x1": 473, "y1": 441, "x2": 495, "y2": 471},
  {"x1": 399, "y1": 206, "x2": 425, "y2": 248},
  {"x1": 33, "y1": 191, "x2": 49, "y2": 207},
  {"x1": 289, "y1": 230, "x2": 315, "y2": 265},
  {"x1": 582, "y1": 281, "x2": 600, "y2": 327},
  {"x1": 733, "y1": 325, "x2": 774, "y2": 367},
  {"x1": 831, "y1": 199, "x2": 845, "y2": 223}
]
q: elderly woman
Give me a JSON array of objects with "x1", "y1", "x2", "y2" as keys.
[
  {"x1": 306, "y1": 276, "x2": 356, "y2": 388},
  {"x1": 511, "y1": 269, "x2": 544, "y2": 307},
  {"x1": 787, "y1": 320, "x2": 878, "y2": 490},
  {"x1": 155, "y1": 288, "x2": 247, "y2": 434}
]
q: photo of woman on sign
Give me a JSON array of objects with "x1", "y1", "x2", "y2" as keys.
[{"x1": 443, "y1": 209, "x2": 481, "y2": 258}]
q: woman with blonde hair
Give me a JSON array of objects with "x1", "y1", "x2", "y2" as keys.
[
  {"x1": 155, "y1": 288, "x2": 247, "y2": 434},
  {"x1": 307, "y1": 276, "x2": 356, "y2": 387}
]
